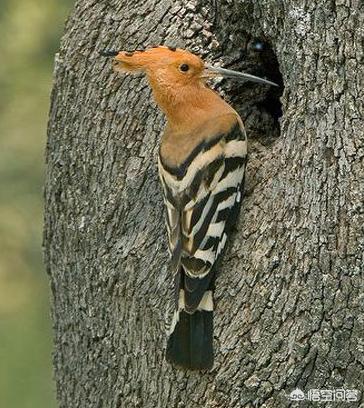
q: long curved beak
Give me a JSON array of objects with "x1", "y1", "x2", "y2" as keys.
[{"x1": 204, "y1": 65, "x2": 278, "y2": 87}]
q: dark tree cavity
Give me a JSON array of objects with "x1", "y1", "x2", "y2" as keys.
[{"x1": 44, "y1": 0, "x2": 364, "y2": 407}]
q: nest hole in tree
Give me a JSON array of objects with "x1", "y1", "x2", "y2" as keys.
[{"x1": 222, "y1": 38, "x2": 284, "y2": 146}]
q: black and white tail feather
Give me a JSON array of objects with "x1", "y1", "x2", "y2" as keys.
[{"x1": 159, "y1": 114, "x2": 247, "y2": 370}]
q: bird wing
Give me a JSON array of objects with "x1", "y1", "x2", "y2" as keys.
[{"x1": 158, "y1": 116, "x2": 247, "y2": 313}]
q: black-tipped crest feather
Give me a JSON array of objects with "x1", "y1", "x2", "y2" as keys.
[{"x1": 100, "y1": 50, "x2": 119, "y2": 57}]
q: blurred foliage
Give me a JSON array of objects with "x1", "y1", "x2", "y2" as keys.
[{"x1": 0, "y1": 0, "x2": 73, "y2": 406}]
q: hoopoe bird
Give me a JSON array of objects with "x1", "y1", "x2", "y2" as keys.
[{"x1": 102, "y1": 46, "x2": 277, "y2": 370}]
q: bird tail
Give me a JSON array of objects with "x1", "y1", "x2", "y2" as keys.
[{"x1": 166, "y1": 290, "x2": 214, "y2": 370}]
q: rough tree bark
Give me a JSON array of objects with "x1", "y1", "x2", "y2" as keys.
[{"x1": 44, "y1": 0, "x2": 364, "y2": 407}]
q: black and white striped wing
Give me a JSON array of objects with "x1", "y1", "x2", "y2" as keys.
[{"x1": 159, "y1": 121, "x2": 247, "y2": 313}]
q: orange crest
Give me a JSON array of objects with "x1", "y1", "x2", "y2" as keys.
[{"x1": 113, "y1": 46, "x2": 205, "y2": 85}]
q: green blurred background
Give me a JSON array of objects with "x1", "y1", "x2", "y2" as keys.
[{"x1": 0, "y1": 0, "x2": 73, "y2": 406}]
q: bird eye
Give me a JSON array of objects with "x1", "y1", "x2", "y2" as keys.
[{"x1": 179, "y1": 64, "x2": 189, "y2": 72}]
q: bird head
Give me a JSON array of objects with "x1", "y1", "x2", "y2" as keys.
[
  {"x1": 102, "y1": 46, "x2": 278, "y2": 89},
  {"x1": 101, "y1": 46, "x2": 277, "y2": 123}
]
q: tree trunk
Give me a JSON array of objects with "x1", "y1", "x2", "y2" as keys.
[{"x1": 44, "y1": 0, "x2": 364, "y2": 406}]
